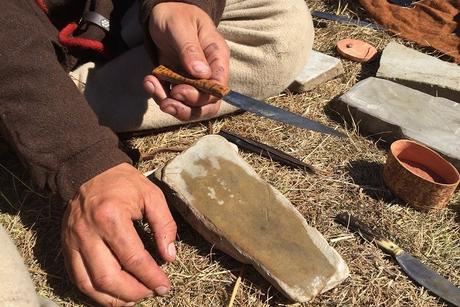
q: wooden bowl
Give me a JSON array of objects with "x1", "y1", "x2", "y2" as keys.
[{"x1": 383, "y1": 140, "x2": 460, "y2": 211}]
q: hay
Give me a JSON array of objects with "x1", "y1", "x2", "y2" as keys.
[{"x1": 0, "y1": 0, "x2": 459, "y2": 306}]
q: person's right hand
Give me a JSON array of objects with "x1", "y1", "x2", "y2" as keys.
[
  {"x1": 143, "y1": 2, "x2": 230, "y2": 121},
  {"x1": 61, "y1": 163, "x2": 177, "y2": 306}
]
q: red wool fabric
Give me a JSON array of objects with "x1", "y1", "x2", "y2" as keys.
[
  {"x1": 359, "y1": 0, "x2": 460, "y2": 62},
  {"x1": 58, "y1": 22, "x2": 105, "y2": 54}
]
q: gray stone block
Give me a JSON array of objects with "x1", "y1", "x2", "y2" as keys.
[
  {"x1": 153, "y1": 135, "x2": 349, "y2": 303},
  {"x1": 335, "y1": 77, "x2": 460, "y2": 170},
  {"x1": 377, "y1": 42, "x2": 460, "y2": 103},
  {"x1": 289, "y1": 51, "x2": 344, "y2": 93}
]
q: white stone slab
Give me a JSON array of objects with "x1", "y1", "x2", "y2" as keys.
[
  {"x1": 154, "y1": 135, "x2": 349, "y2": 302},
  {"x1": 377, "y1": 42, "x2": 460, "y2": 103},
  {"x1": 336, "y1": 77, "x2": 460, "y2": 170},
  {"x1": 289, "y1": 51, "x2": 344, "y2": 93}
]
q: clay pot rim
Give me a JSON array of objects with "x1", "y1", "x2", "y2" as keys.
[{"x1": 390, "y1": 139, "x2": 460, "y2": 187}]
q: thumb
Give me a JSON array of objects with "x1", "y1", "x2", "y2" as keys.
[{"x1": 175, "y1": 36, "x2": 211, "y2": 79}]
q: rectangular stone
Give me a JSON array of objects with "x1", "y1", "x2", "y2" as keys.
[
  {"x1": 334, "y1": 77, "x2": 460, "y2": 170},
  {"x1": 377, "y1": 42, "x2": 460, "y2": 103},
  {"x1": 289, "y1": 51, "x2": 344, "y2": 93},
  {"x1": 153, "y1": 135, "x2": 349, "y2": 303}
]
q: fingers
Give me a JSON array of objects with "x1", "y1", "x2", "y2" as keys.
[
  {"x1": 103, "y1": 219, "x2": 172, "y2": 295},
  {"x1": 145, "y1": 3, "x2": 229, "y2": 122},
  {"x1": 171, "y1": 24, "x2": 211, "y2": 79},
  {"x1": 158, "y1": 97, "x2": 221, "y2": 121},
  {"x1": 143, "y1": 75, "x2": 221, "y2": 121},
  {"x1": 201, "y1": 37, "x2": 230, "y2": 86},
  {"x1": 64, "y1": 245, "x2": 137, "y2": 307},
  {"x1": 62, "y1": 164, "x2": 178, "y2": 306},
  {"x1": 170, "y1": 84, "x2": 219, "y2": 107},
  {"x1": 143, "y1": 75, "x2": 167, "y2": 102},
  {"x1": 143, "y1": 185, "x2": 178, "y2": 263}
]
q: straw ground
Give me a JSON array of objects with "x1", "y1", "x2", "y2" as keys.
[{"x1": 0, "y1": 1, "x2": 459, "y2": 306}]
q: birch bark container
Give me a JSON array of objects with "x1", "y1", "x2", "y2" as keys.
[{"x1": 383, "y1": 140, "x2": 459, "y2": 211}]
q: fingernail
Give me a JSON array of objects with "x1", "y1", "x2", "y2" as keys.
[
  {"x1": 173, "y1": 93, "x2": 185, "y2": 101},
  {"x1": 168, "y1": 242, "x2": 176, "y2": 258},
  {"x1": 163, "y1": 106, "x2": 177, "y2": 116},
  {"x1": 145, "y1": 81, "x2": 155, "y2": 92},
  {"x1": 192, "y1": 61, "x2": 209, "y2": 74},
  {"x1": 123, "y1": 302, "x2": 135, "y2": 307},
  {"x1": 155, "y1": 286, "x2": 169, "y2": 296}
]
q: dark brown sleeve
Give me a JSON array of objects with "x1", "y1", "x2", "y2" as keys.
[
  {"x1": 140, "y1": 0, "x2": 226, "y2": 26},
  {"x1": 0, "y1": 1, "x2": 131, "y2": 201}
]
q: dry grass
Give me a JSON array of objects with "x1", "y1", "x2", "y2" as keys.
[{"x1": 1, "y1": 1, "x2": 459, "y2": 306}]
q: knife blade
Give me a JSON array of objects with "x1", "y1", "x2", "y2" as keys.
[
  {"x1": 335, "y1": 212, "x2": 460, "y2": 306},
  {"x1": 311, "y1": 11, "x2": 386, "y2": 31},
  {"x1": 217, "y1": 129, "x2": 315, "y2": 173},
  {"x1": 152, "y1": 65, "x2": 344, "y2": 138}
]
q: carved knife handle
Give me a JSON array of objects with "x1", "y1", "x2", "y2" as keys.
[
  {"x1": 152, "y1": 65, "x2": 231, "y2": 99},
  {"x1": 335, "y1": 212, "x2": 403, "y2": 256}
]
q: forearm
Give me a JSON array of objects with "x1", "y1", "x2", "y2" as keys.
[{"x1": 0, "y1": 2, "x2": 131, "y2": 201}]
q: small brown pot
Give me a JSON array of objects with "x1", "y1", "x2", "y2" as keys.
[{"x1": 383, "y1": 140, "x2": 460, "y2": 211}]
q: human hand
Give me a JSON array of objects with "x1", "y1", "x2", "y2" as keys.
[
  {"x1": 143, "y1": 2, "x2": 230, "y2": 121},
  {"x1": 62, "y1": 163, "x2": 177, "y2": 306}
]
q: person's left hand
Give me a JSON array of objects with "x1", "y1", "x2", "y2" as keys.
[{"x1": 143, "y1": 2, "x2": 229, "y2": 121}]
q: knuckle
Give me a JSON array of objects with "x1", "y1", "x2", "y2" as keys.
[
  {"x1": 125, "y1": 253, "x2": 146, "y2": 268},
  {"x1": 148, "y1": 183, "x2": 164, "y2": 196},
  {"x1": 75, "y1": 279, "x2": 93, "y2": 295},
  {"x1": 155, "y1": 219, "x2": 177, "y2": 240},
  {"x1": 108, "y1": 298, "x2": 124, "y2": 307},
  {"x1": 65, "y1": 220, "x2": 90, "y2": 243},
  {"x1": 92, "y1": 201, "x2": 119, "y2": 224},
  {"x1": 164, "y1": 219, "x2": 178, "y2": 234},
  {"x1": 92, "y1": 274, "x2": 115, "y2": 292},
  {"x1": 181, "y1": 42, "x2": 202, "y2": 57}
]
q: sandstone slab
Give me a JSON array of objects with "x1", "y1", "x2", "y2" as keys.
[
  {"x1": 377, "y1": 42, "x2": 460, "y2": 103},
  {"x1": 153, "y1": 135, "x2": 349, "y2": 302},
  {"x1": 335, "y1": 77, "x2": 460, "y2": 170},
  {"x1": 289, "y1": 51, "x2": 344, "y2": 93}
]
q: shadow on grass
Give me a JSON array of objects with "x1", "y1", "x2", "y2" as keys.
[
  {"x1": 346, "y1": 160, "x2": 395, "y2": 203},
  {"x1": 0, "y1": 140, "x2": 104, "y2": 306}
]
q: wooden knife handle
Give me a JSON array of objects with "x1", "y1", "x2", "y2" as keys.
[
  {"x1": 336, "y1": 212, "x2": 403, "y2": 256},
  {"x1": 152, "y1": 65, "x2": 231, "y2": 99}
]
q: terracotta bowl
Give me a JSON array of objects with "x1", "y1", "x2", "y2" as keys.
[{"x1": 383, "y1": 139, "x2": 460, "y2": 211}]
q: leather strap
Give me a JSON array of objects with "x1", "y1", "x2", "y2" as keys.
[{"x1": 81, "y1": 11, "x2": 110, "y2": 32}]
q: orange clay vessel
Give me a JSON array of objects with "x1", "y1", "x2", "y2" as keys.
[
  {"x1": 336, "y1": 38, "x2": 377, "y2": 62},
  {"x1": 383, "y1": 139, "x2": 460, "y2": 211}
]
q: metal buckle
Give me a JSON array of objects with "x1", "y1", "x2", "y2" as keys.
[{"x1": 80, "y1": 11, "x2": 110, "y2": 32}]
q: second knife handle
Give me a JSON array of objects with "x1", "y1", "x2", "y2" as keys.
[
  {"x1": 152, "y1": 65, "x2": 231, "y2": 99},
  {"x1": 336, "y1": 212, "x2": 404, "y2": 256}
]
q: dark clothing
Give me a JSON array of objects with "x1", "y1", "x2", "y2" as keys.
[{"x1": 0, "y1": 0, "x2": 225, "y2": 201}]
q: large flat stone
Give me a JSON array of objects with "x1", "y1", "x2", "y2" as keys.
[
  {"x1": 289, "y1": 51, "x2": 344, "y2": 93},
  {"x1": 153, "y1": 135, "x2": 349, "y2": 303},
  {"x1": 335, "y1": 77, "x2": 460, "y2": 170},
  {"x1": 377, "y1": 42, "x2": 460, "y2": 103}
]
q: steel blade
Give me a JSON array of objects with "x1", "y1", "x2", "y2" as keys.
[
  {"x1": 225, "y1": 91, "x2": 344, "y2": 138},
  {"x1": 396, "y1": 252, "x2": 460, "y2": 306}
]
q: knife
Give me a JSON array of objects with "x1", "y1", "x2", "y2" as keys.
[
  {"x1": 311, "y1": 11, "x2": 386, "y2": 31},
  {"x1": 336, "y1": 212, "x2": 460, "y2": 306},
  {"x1": 152, "y1": 65, "x2": 344, "y2": 138},
  {"x1": 217, "y1": 129, "x2": 315, "y2": 173}
]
